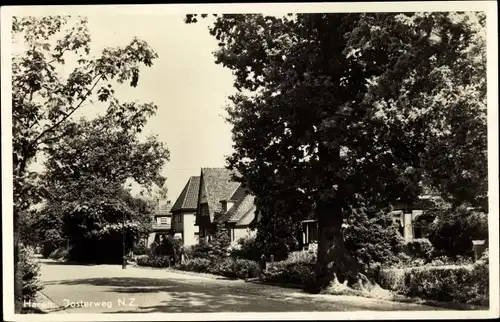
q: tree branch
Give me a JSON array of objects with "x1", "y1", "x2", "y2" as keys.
[{"x1": 31, "y1": 73, "x2": 103, "y2": 147}]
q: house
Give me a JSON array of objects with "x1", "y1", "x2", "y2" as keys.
[
  {"x1": 300, "y1": 195, "x2": 441, "y2": 248},
  {"x1": 196, "y1": 168, "x2": 257, "y2": 242},
  {"x1": 170, "y1": 176, "x2": 201, "y2": 246},
  {"x1": 146, "y1": 199, "x2": 173, "y2": 247},
  {"x1": 213, "y1": 185, "x2": 258, "y2": 242}
]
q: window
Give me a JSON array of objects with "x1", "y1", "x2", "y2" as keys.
[
  {"x1": 176, "y1": 214, "x2": 182, "y2": 223},
  {"x1": 159, "y1": 217, "x2": 168, "y2": 225}
]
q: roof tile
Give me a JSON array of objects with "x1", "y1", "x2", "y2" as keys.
[
  {"x1": 171, "y1": 176, "x2": 200, "y2": 212},
  {"x1": 201, "y1": 168, "x2": 241, "y2": 221}
]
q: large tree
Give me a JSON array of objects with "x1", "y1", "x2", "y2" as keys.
[
  {"x1": 38, "y1": 112, "x2": 169, "y2": 263},
  {"x1": 186, "y1": 12, "x2": 486, "y2": 290},
  {"x1": 12, "y1": 15, "x2": 159, "y2": 304}
]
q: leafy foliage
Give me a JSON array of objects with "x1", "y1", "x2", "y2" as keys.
[
  {"x1": 176, "y1": 257, "x2": 261, "y2": 279},
  {"x1": 187, "y1": 12, "x2": 486, "y2": 288},
  {"x1": 229, "y1": 233, "x2": 262, "y2": 261},
  {"x1": 253, "y1": 211, "x2": 301, "y2": 261},
  {"x1": 12, "y1": 15, "x2": 160, "y2": 305},
  {"x1": 344, "y1": 209, "x2": 405, "y2": 271},
  {"x1": 12, "y1": 15, "x2": 159, "y2": 215},
  {"x1": 209, "y1": 223, "x2": 231, "y2": 259},
  {"x1": 406, "y1": 238, "x2": 435, "y2": 262},
  {"x1": 18, "y1": 246, "x2": 43, "y2": 302},
  {"x1": 427, "y1": 206, "x2": 488, "y2": 257}
]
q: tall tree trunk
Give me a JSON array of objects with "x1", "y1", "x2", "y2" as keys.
[{"x1": 311, "y1": 199, "x2": 363, "y2": 292}]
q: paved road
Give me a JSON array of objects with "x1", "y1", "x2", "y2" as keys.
[{"x1": 33, "y1": 258, "x2": 446, "y2": 313}]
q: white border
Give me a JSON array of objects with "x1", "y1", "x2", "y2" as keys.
[{"x1": 1, "y1": 2, "x2": 498, "y2": 321}]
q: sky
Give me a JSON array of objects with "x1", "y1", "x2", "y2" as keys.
[{"x1": 37, "y1": 14, "x2": 237, "y2": 201}]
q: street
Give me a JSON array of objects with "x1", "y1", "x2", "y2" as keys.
[{"x1": 34, "y1": 258, "x2": 447, "y2": 313}]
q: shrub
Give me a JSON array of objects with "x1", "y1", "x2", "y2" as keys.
[
  {"x1": 233, "y1": 259, "x2": 261, "y2": 279},
  {"x1": 407, "y1": 238, "x2": 434, "y2": 261},
  {"x1": 176, "y1": 258, "x2": 212, "y2": 273},
  {"x1": 209, "y1": 224, "x2": 231, "y2": 258},
  {"x1": 135, "y1": 255, "x2": 151, "y2": 266},
  {"x1": 379, "y1": 262, "x2": 488, "y2": 305},
  {"x1": 261, "y1": 251, "x2": 316, "y2": 286},
  {"x1": 229, "y1": 233, "x2": 261, "y2": 261},
  {"x1": 175, "y1": 256, "x2": 260, "y2": 280},
  {"x1": 262, "y1": 261, "x2": 315, "y2": 286},
  {"x1": 286, "y1": 250, "x2": 316, "y2": 264},
  {"x1": 190, "y1": 239, "x2": 213, "y2": 259},
  {"x1": 150, "y1": 255, "x2": 171, "y2": 268},
  {"x1": 254, "y1": 214, "x2": 301, "y2": 261},
  {"x1": 48, "y1": 247, "x2": 70, "y2": 260},
  {"x1": 427, "y1": 206, "x2": 488, "y2": 257},
  {"x1": 132, "y1": 240, "x2": 149, "y2": 255},
  {"x1": 344, "y1": 209, "x2": 405, "y2": 274},
  {"x1": 19, "y1": 246, "x2": 43, "y2": 301}
]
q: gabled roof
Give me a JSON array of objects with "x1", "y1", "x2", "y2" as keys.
[
  {"x1": 201, "y1": 168, "x2": 241, "y2": 220},
  {"x1": 153, "y1": 200, "x2": 172, "y2": 217},
  {"x1": 214, "y1": 188, "x2": 256, "y2": 225},
  {"x1": 171, "y1": 176, "x2": 200, "y2": 212}
]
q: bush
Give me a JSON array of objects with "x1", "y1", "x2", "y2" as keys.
[
  {"x1": 132, "y1": 240, "x2": 149, "y2": 255},
  {"x1": 262, "y1": 261, "x2": 315, "y2": 286},
  {"x1": 254, "y1": 214, "x2": 301, "y2": 261},
  {"x1": 407, "y1": 238, "x2": 434, "y2": 261},
  {"x1": 233, "y1": 259, "x2": 261, "y2": 279},
  {"x1": 48, "y1": 247, "x2": 70, "y2": 260},
  {"x1": 286, "y1": 250, "x2": 316, "y2": 264},
  {"x1": 19, "y1": 246, "x2": 43, "y2": 301},
  {"x1": 379, "y1": 261, "x2": 488, "y2": 305},
  {"x1": 229, "y1": 233, "x2": 262, "y2": 261},
  {"x1": 176, "y1": 258, "x2": 212, "y2": 273},
  {"x1": 189, "y1": 239, "x2": 213, "y2": 259},
  {"x1": 175, "y1": 256, "x2": 261, "y2": 280},
  {"x1": 427, "y1": 206, "x2": 488, "y2": 257},
  {"x1": 344, "y1": 209, "x2": 405, "y2": 275},
  {"x1": 135, "y1": 255, "x2": 151, "y2": 266},
  {"x1": 261, "y1": 251, "x2": 316, "y2": 286}
]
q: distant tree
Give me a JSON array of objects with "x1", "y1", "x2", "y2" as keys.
[
  {"x1": 344, "y1": 208, "x2": 405, "y2": 275},
  {"x1": 209, "y1": 223, "x2": 231, "y2": 259},
  {"x1": 12, "y1": 15, "x2": 159, "y2": 306},
  {"x1": 186, "y1": 12, "x2": 486, "y2": 290},
  {"x1": 40, "y1": 110, "x2": 169, "y2": 263},
  {"x1": 427, "y1": 205, "x2": 488, "y2": 257}
]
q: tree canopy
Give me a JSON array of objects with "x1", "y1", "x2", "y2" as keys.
[
  {"x1": 12, "y1": 15, "x2": 160, "y2": 214},
  {"x1": 186, "y1": 12, "x2": 487, "y2": 289},
  {"x1": 12, "y1": 15, "x2": 164, "y2": 269}
]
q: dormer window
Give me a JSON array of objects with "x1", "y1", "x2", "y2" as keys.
[
  {"x1": 220, "y1": 200, "x2": 227, "y2": 213},
  {"x1": 219, "y1": 200, "x2": 234, "y2": 213}
]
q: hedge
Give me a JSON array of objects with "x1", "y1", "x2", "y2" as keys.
[
  {"x1": 260, "y1": 250, "x2": 316, "y2": 286},
  {"x1": 379, "y1": 257, "x2": 488, "y2": 305},
  {"x1": 176, "y1": 257, "x2": 261, "y2": 279},
  {"x1": 19, "y1": 246, "x2": 44, "y2": 302},
  {"x1": 137, "y1": 255, "x2": 261, "y2": 280}
]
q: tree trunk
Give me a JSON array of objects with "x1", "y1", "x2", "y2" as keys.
[{"x1": 310, "y1": 199, "x2": 363, "y2": 293}]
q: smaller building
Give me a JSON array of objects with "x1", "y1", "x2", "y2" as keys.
[
  {"x1": 196, "y1": 168, "x2": 257, "y2": 242},
  {"x1": 146, "y1": 199, "x2": 173, "y2": 247},
  {"x1": 171, "y1": 176, "x2": 201, "y2": 246},
  {"x1": 213, "y1": 185, "x2": 258, "y2": 242}
]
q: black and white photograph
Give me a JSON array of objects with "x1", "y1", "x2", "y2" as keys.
[{"x1": 1, "y1": 2, "x2": 498, "y2": 321}]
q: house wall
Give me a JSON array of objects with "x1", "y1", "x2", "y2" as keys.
[
  {"x1": 182, "y1": 212, "x2": 199, "y2": 246},
  {"x1": 230, "y1": 226, "x2": 256, "y2": 242},
  {"x1": 146, "y1": 233, "x2": 156, "y2": 247},
  {"x1": 172, "y1": 213, "x2": 183, "y2": 232}
]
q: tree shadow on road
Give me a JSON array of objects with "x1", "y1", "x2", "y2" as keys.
[{"x1": 48, "y1": 277, "x2": 443, "y2": 313}]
